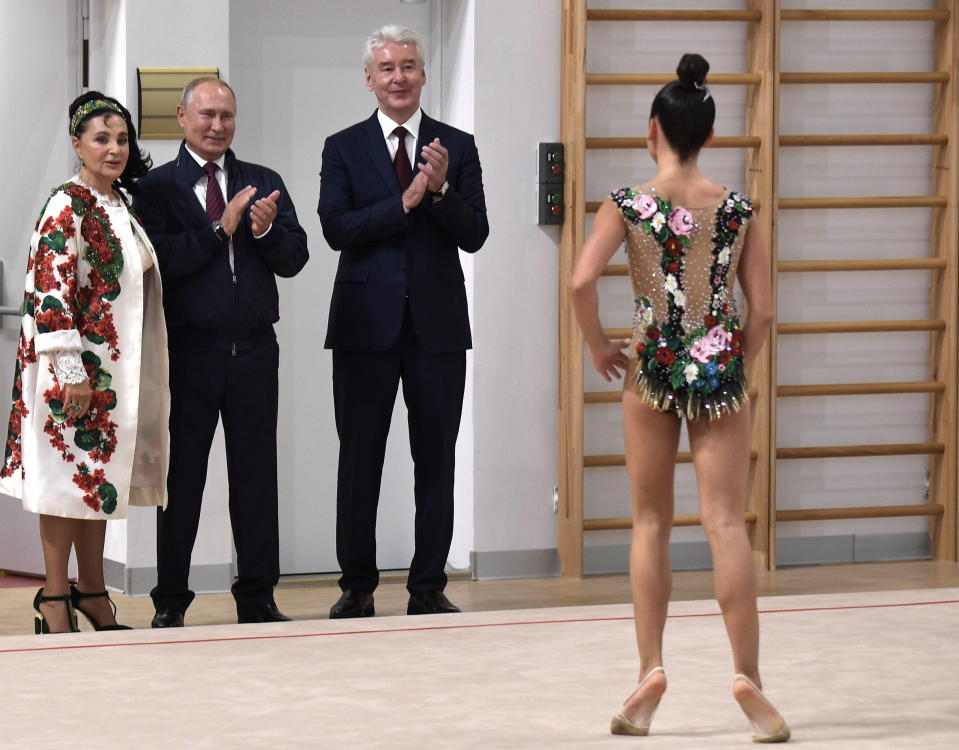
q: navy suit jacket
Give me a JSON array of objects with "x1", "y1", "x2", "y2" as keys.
[
  {"x1": 318, "y1": 111, "x2": 488, "y2": 352},
  {"x1": 134, "y1": 142, "x2": 309, "y2": 340}
]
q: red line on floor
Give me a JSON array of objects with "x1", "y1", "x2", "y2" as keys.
[{"x1": 2, "y1": 598, "x2": 956, "y2": 655}]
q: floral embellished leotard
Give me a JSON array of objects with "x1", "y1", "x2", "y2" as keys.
[{"x1": 611, "y1": 186, "x2": 754, "y2": 421}]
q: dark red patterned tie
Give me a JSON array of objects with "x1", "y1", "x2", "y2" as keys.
[
  {"x1": 204, "y1": 162, "x2": 226, "y2": 221},
  {"x1": 392, "y1": 126, "x2": 412, "y2": 190}
]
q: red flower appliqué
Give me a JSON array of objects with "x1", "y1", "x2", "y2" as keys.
[
  {"x1": 73, "y1": 463, "x2": 108, "y2": 512},
  {"x1": 655, "y1": 347, "x2": 675, "y2": 366}
]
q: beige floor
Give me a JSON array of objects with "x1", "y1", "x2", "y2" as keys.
[
  {"x1": 1, "y1": 586, "x2": 957, "y2": 749},
  {"x1": 2, "y1": 559, "x2": 958, "y2": 635}
]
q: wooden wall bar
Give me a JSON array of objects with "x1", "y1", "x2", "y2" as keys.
[
  {"x1": 557, "y1": 0, "x2": 588, "y2": 577},
  {"x1": 557, "y1": 2, "x2": 959, "y2": 577},
  {"x1": 928, "y1": 0, "x2": 959, "y2": 560}
]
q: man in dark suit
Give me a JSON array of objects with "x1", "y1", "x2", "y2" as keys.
[
  {"x1": 319, "y1": 25, "x2": 488, "y2": 618},
  {"x1": 134, "y1": 77, "x2": 309, "y2": 626}
]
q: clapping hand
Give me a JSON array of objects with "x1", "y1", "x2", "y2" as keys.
[
  {"x1": 221, "y1": 186, "x2": 257, "y2": 236},
  {"x1": 418, "y1": 138, "x2": 449, "y2": 192},
  {"x1": 402, "y1": 171, "x2": 430, "y2": 211},
  {"x1": 250, "y1": 190, "x2": 281, "y2": 236}
]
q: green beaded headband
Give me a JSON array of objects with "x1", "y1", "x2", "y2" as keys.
[{"x1": 70, "y1": 99, "x2": 124, "y2": 136}]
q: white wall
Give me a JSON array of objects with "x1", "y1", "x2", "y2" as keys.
[
  {"x1": 1, "y1": 0, "x2": 939, "y2": 585},
  {"x1": 0, "y1": 0, "x2": 79, "y2": 576},
  {"x1": 471, "y1": 0, "x2": 563, "y2": 558},
  {"x1": 577, "y1": 0, "x2": 938, "y2": 567},
  {"x1": 89, "y1": 0, "x2": 235, "y2": 578},
  {"x1": 442, "y1": 0, "x2": 476, "y2": 572},
  {"x1": 228, "y1": 0, "x2": 466, "y2": 576}
]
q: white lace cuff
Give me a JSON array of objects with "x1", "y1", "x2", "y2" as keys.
[{"x1": 52, "y1": 350, "x2": 87, "y2": 385}]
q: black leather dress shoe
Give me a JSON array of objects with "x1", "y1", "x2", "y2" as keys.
[
  {"x1": 407, "y1": 590, "x2": 461, "y2": 615},
  {"x1": 329, "y1": 590, "x2": 375, "y2": 619},
  {"x1": 237, "y1": 602, "x2": 292, "y2": 624},
  {"x1": 151, "y1": 605, "x2": 184, "y2": 628}
]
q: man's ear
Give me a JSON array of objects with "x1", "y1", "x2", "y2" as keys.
[{"x1": 364, "y1": 69, "x2": 373, "y2": 92}]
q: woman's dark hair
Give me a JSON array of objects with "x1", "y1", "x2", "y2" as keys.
[
  {"x1": 649, "y1": 53, "x2": 716, "y2": 162},
  {"x1": 69, "y1": 90, "x2": 152, "y2": 194}
]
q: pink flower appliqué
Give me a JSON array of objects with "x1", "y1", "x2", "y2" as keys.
[
  {"x1": 688, "y1": 340, "x2": 714, "y2": 363},
  {"x1": 633, "y1": 194, "x2": 658, "y2": 220},
  {"x1": 705, "y1": 325, "x2": 732, "y2": 351},
  {"x1": 667, "y1": 206, "x2": 694, "y2": 236}
]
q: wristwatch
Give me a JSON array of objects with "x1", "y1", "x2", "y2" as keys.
[
  {"x1": 431, "y1": 181, "x2": 449, "y2": 201},
  {"x1": 211, "y1": 220, "x2": 228, "y2": 242}
]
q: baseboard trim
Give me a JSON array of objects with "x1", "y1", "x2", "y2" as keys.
[
  {"x1": 103, "y1": 559, "x2": 235, "y2": 597},
  {"x1": 470, "y1": 548, "x2": 560, "y2": 580},
  {"x1": 470, "y1": 532, "x2": 932, "y2": 579}
]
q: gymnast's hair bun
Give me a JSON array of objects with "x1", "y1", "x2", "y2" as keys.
[{"x1": 676, "y1": 53, "x2": 710, "y2": 87}]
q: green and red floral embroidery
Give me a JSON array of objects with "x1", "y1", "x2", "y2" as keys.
[
  {"x1": 0, "y1": 332, "x2": 34, "y2": 478},
  {"x1": 612, "y1": 188, "x2": 753, "y2": 419},
  {"x1": 64, "y1": 184, "x2": 124, "y2": 283},
  {"x1": 1, "y1": 185, "x2": 126, "y2": 512},
  {"x1": 73, "y1": 462, "x2": 118, "y2": 514},
  {"x1": 42, "y1": 351, "x2": 119, "y2": 472},
  {"x1": 30, "y1": 186, "x2": 123, "y2": 361}
]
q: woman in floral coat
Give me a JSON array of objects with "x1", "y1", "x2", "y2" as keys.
[
  {"x1": 0, "y1": 92, "x2": 169, "y2": 633},
  {"x1": 571, "y1": 55, "x2": 789, "y2": 742}
]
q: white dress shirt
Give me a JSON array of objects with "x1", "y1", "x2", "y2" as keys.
[
  {"x1": 184, "y1": 144, "x2": 235, "y2": 271},
  {"x1": 377, "y1": 109, "x2": 422, "y2": 213},
  {"x1": 377, "y1": 107, "x2": 421, "y2": 166}
]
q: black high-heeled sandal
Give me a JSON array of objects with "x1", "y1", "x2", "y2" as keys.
[
  {"x1": 33, "y1": 587, "x2": 79, "y2": 634},
  {"x1": 70, "y1": 584, "x2": 132, "y2": 631}
]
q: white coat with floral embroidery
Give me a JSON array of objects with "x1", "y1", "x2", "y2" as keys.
[{"x1": 0, "y1": 180, "x2": 169, "y2": 519}]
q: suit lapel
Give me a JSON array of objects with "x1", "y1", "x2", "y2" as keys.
[
  {"x1": 417, "y1": 112, "x2": 438, "y2": 162},
  {"x1": 224, "y1": 150, "x2": 240, "y2": 201},
  {"x1": 363, "y1": 112, "x2": 401, "y2": 193},
  {"x1": 173, "y1": 143, "x2": 213, "y2": 226}
]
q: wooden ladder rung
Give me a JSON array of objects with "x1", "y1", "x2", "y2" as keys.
[
  {"x1": 585, "y1": 388, "x2": 759, "y2": 404},
  {"x1": 606, "y1": 321, "x2": 946, "y2": 339},
  {"x1": 780, "y1": 71, "x2": 950, "y2": 84},
  {"x1": 588, "y1": 136, "x2": 760, "y2": 149},
  {"x1": 776, "y1": 319, "x2": 946, "y2": 335},
  {"x1": 587, "y1": 73, "x2": 762, "y2": 86},
  {"x1": 585, "y1": 450, "x2": 759, "y2": 467},
  {"x1": 777, "y1": 442, "x2": 945, "y2": 460},
  {"x1": 780, "y1": 9, "x2": 950, "y2": 22},
  {"x1": 780, "y1": 134, "x2": 947, "y2": 147},
  {"x1": 587, "y1": 9, "x2": 762, "y2": 22},
  {"x1": 584, "y1": 391, "x2": 622, "y2": 404},
  {"x1": 779, "y1": 196, "x2": 947, "y2": 209},
  {"x1": 584, "y1": 512, "x2": 759, "y2": 531},
  {"x1": 777, "y1": 504, "x2": 945, "y2": 522},
  {"x1": 778, "y1": 258, "x2": 947, "y2": 272},
  {"x1": 778, "y1": 381, "x2": 945, "y2": 397},
  {"x1": 607, "y1": 260, "x2": 946, "y2": 276},
  {"x1": 601, "y1": 264, "x2": 629, "y2": 277},
  {"x1": 587, "y1": 200, "x2": 763, "y2": 214},
  {"x1": 586, "y1": 452, "x2": 690, "y2": 467}
]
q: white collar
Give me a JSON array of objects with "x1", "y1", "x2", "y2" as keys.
[
  {"x1": 376, "y1": 108, "x2": 422, "y2": 142},
  {"x1": 185, "y1": 143, "x2": 225, "y2": 171}
]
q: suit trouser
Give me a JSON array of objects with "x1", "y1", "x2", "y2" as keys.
[
  {"x1": 151, "y1": 338, "x2": 280, "y2": 612},
  {"x1": 332, "y1": 307, "x2": 466, "y2": 595}
]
